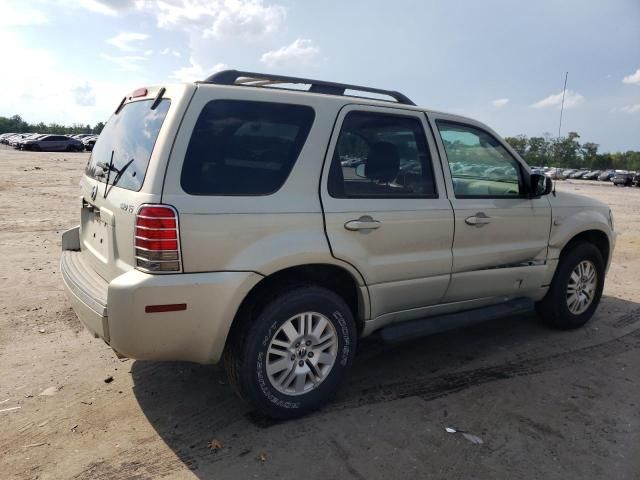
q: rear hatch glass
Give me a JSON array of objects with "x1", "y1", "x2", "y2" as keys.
[
  {"x1": 86, "y1": 99, "x2": 171, "y2": 191},
  {"x1": 81, "y1": 98, "x2": 171, "y2": 281}
]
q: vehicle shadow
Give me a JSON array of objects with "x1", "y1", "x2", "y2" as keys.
[{"x1": 130, "y1": 295, "x2": 640, "y2": 478}]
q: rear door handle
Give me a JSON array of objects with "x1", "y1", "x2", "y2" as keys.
[
  {"x1": 344, "y1": 216, "x2": 381, "y2": 231},
  {"x1": 465, "y1": 212, "x2": 491, "y2": 226}
]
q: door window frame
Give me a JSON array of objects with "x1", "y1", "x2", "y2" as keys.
[
  {"x1": 322, "y1": 104, "x2": 445, "y2": 203},
  {"x1": 428, "y1": 114, "x2": 531, "y2": 200}
]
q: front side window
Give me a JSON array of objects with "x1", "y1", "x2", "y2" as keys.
[
  {"x1": 328, "y1": 111, "x2": 436, "y2": 198},
  {"x1": 181, "y1": 100, "x2": 315, "y2": 196},
  {"x1": 436, "y1": 121, "x2": 522, "y2": 198}
]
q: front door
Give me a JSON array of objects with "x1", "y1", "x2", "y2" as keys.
[
  {"x1": 429, "y1": 115, "x2": 552, "y2": 302},
  {"x1": 321, "y1": 105, "x2": 454, "y2": 324}
]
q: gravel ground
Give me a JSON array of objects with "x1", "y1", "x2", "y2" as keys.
[{"x1": 1, "y1": 146, "x2": 639, "y2": 479}]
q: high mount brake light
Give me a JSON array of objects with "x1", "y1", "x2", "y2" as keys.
[
  {"x1": 135, "y1": 205, "x2": 182, "y2": 273},
  {"x1": 131, "y1": 87, "x2": 148, "y2": 98}
]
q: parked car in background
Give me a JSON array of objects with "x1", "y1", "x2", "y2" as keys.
[
  {"x1": 21, "y1": 134, "x2": 84, "y2": 152},
  {"x1": 560, "y1": 169, "x2": 577, "y2": 179},
  {"x1": 633, "y1": 172, "x2": 640, "y2": 187},
  {"x1": 0, "y1": 133, "x2": 18, "y2": 143},
  {"x1": 598, "y1": 170, "x2": 615, "y2": 181},
  {"x1": 72, "y1": 134, "x2": 95, "y2": 140},
  {"x1": 8, "y1": 133, "x2": 32, "y2": 147},
  {"x1": 612, "y1": 171, "x2": 633, "y2": 187},
  {"x1": 14, "y1": 133, "x2": 45, "y2": 149},
  {"x1": 582, "y1": 170, "x2": 601, "y2": 180},
  {"x1": 61, "y1": 70, "x2": 615, "y2": 419},
  {"x1": 82, "y1": 136, "x2": 98, "y2": 151},
  {"x1": 569, "y1": 170, "x2": 588, "y2": 179}
]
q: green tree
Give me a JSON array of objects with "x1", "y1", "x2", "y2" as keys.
[
  {"x1": 92, "y1": 122, "x2": 105, "y2": 134},
  {"x1": 580, "y1": 142, "x2": 599, "y2": 169},
  {"x1": 504, "y1": 135, "x2": 528, "y2": 157}
]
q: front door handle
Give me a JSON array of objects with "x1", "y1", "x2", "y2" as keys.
[
  {"x1": 465, "y1": 212, "x2": 491, "y2": 226},
  {"x1": 344, "y1": 215, "x2": 382, "y2": 231}
]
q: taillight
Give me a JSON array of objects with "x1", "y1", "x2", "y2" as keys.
[{"x1": 135, "y1": 205, "x2": 181, "y2": 273}]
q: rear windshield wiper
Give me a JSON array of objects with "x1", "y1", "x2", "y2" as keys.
[
  {"x1": 109, "y1": 158, "x2": 135, "y2": 192},
  {"x1": 99, "y1": 151, "x2": 135, "y2": 198}
]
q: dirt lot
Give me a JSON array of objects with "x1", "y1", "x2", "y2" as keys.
[{"x1": 1, "y1": 146, "x2": 639, "y2": 480}]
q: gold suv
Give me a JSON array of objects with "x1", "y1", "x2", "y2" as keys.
[{"x1": 61, "y1": 70, "x2": 615, "y2": 418}]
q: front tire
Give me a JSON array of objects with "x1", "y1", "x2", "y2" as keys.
[
  {"x1": 536, "y1": 243, "x2": 605, "y2": 329},
  {"x1": 224, "y1": 286, "x2": 357, "y2": 419}
]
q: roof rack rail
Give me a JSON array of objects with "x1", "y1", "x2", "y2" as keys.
[{"x1": 202, "y1": 70, "x2": 416, "y2": 106}]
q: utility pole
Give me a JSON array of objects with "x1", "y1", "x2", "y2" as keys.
[{"x1": 558, "y1": 71, "x2": 568, "y2": 139}]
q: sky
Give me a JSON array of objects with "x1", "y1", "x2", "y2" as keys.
[{"x1": 1, "y1": 0, "x2": 639, "y2": 152}]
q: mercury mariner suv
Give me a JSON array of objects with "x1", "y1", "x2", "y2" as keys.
[{"x1": 61, "y1": 70, "x2": 616, "y2": 418}]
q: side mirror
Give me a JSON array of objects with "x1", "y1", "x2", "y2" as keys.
[
  {"x1": 529, "y1": 173, "x2": 552, "y2": 197},
  {"x1": 355, "y1": 163, "x2": 367, "y2": 178}
]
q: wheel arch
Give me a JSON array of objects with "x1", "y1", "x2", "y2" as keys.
[
  {"x1": 558, "y1": 229, "x2": 610, "y2": 267},
  {"x1": 225, "y1": 263, "x2": 369, "y2": 353}
]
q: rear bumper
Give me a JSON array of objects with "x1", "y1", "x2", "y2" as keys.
[{"x1": 61, "y1": 232, "x2": 262, "y2": 364}]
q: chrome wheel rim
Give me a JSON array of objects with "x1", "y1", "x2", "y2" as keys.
[
  {"x1": 566, "y1": 260, "x2": 598, "y2": 315},
  {"x1": 266, "y1": 312, "x2": 338, "y2": 396}
]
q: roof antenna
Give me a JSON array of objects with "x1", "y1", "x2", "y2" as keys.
[{"x1": 558, "y1": 71, "x2": 568, "y2": 139}]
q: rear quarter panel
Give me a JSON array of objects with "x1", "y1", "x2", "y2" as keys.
[{"x1": 161, "y1": 85, "x2": 357, "y2": 278}]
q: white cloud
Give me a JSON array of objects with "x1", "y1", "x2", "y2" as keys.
[
  {"x1": 72, "y1": 82, "x2": 97, "y2": 106},
  {"x1": 148, "y1": 0, "x2": 285, "y2": 38},
  {"x1": 100, "y1": 54, "x2": 147, "y2": 71},
  {"x1": 531, "y1": 90, "x2": 584, "y2": 109},
  {"x1": 622, "y1": 68, "x2": 640, "y2": 86},
  {"x1": 75, "y1": 0, "x2": 136, "y2": 16},
  {"x1": 260, "y1": 39, "x2": 319, "y2": 68},
  {"x1": 171, "y1": 58, "x2": 227, "y2": 82},
  {"x1": 0, "y1": 3, "x2": 48, "y2": 27},
  {"x1": 0, "y1": 30, "x2": 135, "y2": 127},
  {"x1": 619, "y1": 103, "x2": 640, "y2": 114},
  {"x1": 107, "y1": 32, "x2": 149, "y2": 51},
  {"x1": 160, "y1": 47, "x2": 181, "y2": 57},
  {"x1": 492, "y1": 98, "x2": 509, "y2": 107}
]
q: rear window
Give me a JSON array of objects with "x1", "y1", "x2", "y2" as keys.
[
  {"x1": 181, "y1": 100, "x2": 315, "y2": 195},
  {"x1": 86, "y1": 99, "x2": 171, "y2": 191}
]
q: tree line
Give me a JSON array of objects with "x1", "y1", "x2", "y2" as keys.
[
  {"x1": 0, "y1": 114, "x2": 104, "y2": 135},
  {"x1": 1, "y1": 112, "x2": 638, "y2": 171},
  {"x1": 504, "y1": 132, "x2": 640, "y2": 171}
]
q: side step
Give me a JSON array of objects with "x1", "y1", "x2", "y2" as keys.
[{"x1": 379, "y1": 298, "x2": 534, "y2": 343}]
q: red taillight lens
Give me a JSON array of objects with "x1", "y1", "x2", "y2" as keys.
[
  {"x1": 135, "y1": 227, "x2": 176, "y2": 239},
  {"x1": 135, "y1": 205, "x2": 181, "y2": 273},
  {"x1": 136, "y1": 217, "x2": 176, "y2": 229}
]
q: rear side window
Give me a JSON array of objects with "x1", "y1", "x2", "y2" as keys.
[
  {"x1": 181, "y1": 100, "x2": 315, "y2": 196},
  {"x1": 328, "y1": 111, "x2": 437, "y2": 198}
]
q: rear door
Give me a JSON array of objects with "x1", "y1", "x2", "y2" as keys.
[
  {"x1": 79, "y1": 84, "x2": 195, "y2": 281},
  {"x1": 321, "y1": 105, "x2": 453, "y2": 324},
  {"x1": 429, "y1": 114, "x2": 552, "y2": 302}
]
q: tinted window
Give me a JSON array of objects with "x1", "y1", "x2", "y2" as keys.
[
  {"x1": 181, "y1": 100, "x2": 315, "y2": 195},
  {"x1": 86, "y1": 99, "x2": 171, "y2": 192},
  {"x1": 437, "y1": 121, "x2": 522, "y2": 198},
  {"x1": 328, "y1": 111, "x2": 436, "y2": 198}
]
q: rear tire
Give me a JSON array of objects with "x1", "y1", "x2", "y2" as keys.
[
  {"x1": 536, "y1": 243, "x2": 605, "y2": 329},
  {"x1": 224, "y1": 285, "x2": 357, "y2": 419}
]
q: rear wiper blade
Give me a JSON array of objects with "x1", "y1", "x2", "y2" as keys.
[
  {"x1": 103, "y1": 150, "x2": 115, "y2": 198},
  {"x1": 109, "y1": 158, "x2": 135, "y2": 191}
]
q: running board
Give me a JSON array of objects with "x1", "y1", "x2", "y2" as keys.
[{"x1": 378, "y1": 298, "x2": 534, "y2": 343}]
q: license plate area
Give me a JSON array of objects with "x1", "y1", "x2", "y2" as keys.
[{"x1": 81, "y1": 202, "x2": 110, "y2": 261}]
